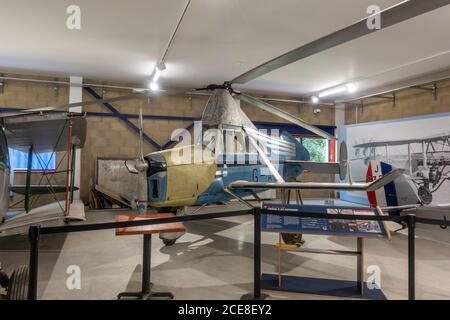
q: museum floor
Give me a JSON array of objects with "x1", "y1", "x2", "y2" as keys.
[{"x1": 1, "y1": 201, "x2": 450, "y2": 300}]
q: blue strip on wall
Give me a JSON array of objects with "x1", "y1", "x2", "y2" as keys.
[{"x1": 255, "y1": 122, "x2": 336, "y2": 137}]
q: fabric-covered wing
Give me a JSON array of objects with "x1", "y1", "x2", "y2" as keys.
[
  {"x1": 285, "y1": 160, "x2": 341, "y2": 174},
  {"x1": 3, "y1": 112, "x2": 86, "y2": 153}
]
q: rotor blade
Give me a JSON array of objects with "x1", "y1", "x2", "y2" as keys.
[
  {"x1": 24, "y1": 93, "x2": 148, "y2": 113},
  {"x1": 232, "y1": 0, "x2": 449, "y2": 84},
  {"x1": 241, "y1": 94, "x2": 335, "y2": 140}
]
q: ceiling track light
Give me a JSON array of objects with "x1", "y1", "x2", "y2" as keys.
[
  {"x1": 318, "y1": 83, "x2": 358, "y2": 98},
  {"x1": 149, "y1": 62, "x2": 166, "y2": 91}
]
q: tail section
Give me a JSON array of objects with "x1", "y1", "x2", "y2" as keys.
[{"x1": 366, "y1": 160, "x2": 418, "y2": 209}]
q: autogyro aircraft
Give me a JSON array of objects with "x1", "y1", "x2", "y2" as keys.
[{"x1": 125, "y1": 83, "x2": 403, "y2": 246}]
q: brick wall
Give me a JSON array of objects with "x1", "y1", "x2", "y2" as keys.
[{"x1": 345, "y1": 80, "x2": 450, "y2": 124}]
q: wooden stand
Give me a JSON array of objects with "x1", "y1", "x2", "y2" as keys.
[
  {"x1": 115, "y1": 213, "x2": 186, "y2": 300},
  {"x1": 272, "y1": 235, "x2": 366, "y2": 296}
]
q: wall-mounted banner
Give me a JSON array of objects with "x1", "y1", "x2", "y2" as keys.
[{"x1": 339, "y1": 112, "x2": 450, "y2": 206}]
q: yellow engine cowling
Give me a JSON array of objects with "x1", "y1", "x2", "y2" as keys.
[{"x1": 149, "y1": 145, "x2": 217, "y2": 208}]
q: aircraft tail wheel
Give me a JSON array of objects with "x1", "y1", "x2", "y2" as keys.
[
  {"x1": 281, "y1": 233, "x2": 304, "y2": 246},
  {"x1": 6, "y1": 265, "x2": 29, "y2": 300},
  {"x1": 418, "y1": 186, "x2": 432, "y2": 205}
]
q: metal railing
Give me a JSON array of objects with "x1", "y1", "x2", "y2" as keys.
[{"x1": 26, "y1": 207, "x2": 450, "y2": 301}]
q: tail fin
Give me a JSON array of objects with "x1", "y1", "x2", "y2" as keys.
[{"x1": 366, "y1": 160, "x2": 417, "y2": 208}]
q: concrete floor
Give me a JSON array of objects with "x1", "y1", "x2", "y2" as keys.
[{"x1": 1, "y1": 201, "x2": 450, "y2": 300}]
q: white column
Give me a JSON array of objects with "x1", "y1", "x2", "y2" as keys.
[
  {"x1": 69, "y1": 76, "x2": 83, "y2": 200},
  {"x1": 335, "y1": 103, "x2": 346, "y2": 156}
]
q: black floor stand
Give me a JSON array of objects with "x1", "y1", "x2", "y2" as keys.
[
  {"x1": 118, "y1": 234, "x2": 174, "y2": 300},
  {"x1": 241, "y1": 209, "x2": 269, "y2": 300}
]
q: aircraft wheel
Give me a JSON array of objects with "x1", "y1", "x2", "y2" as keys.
[
  {"x1": 6, "y1": 266, "x2": 29, "y2": 300},
  {"x1": 162, "y1": 238, "x2": 177, "y2": 246},
  {"x1": 281, "y1": 233, "x2": 303, "y2": 246},
  {"x1": 160, "y1": 207, "x2": 186, "y2": 246},
  {"x1": 418, "y1": 186, "x2": 432, "y2": 205}
]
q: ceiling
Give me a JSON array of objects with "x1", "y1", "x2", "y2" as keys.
[{"x1": 0, "y1": 0, "x2": 449, "y2": 100}]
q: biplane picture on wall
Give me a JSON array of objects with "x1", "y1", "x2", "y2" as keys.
[{"x1": 340, "y1": 112, "x2": 450, "y2": 207}]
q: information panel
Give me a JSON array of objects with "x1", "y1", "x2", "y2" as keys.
[{"x1": 261, "y1": 203, "x2": 390, "y2": 238}]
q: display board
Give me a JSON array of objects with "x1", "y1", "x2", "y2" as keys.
[{"x1": 261, "y1": 203, "x2": 390, "y2": 238}]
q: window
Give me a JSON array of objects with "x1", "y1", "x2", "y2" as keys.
[
  {"x1": 295, "y1": 137, "x2": 329, "y2": 162},
  {"x1": 8, "y1": 148, "x2": 56, "y2": 171}
]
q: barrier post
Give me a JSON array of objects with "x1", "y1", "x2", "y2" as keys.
[
  {"x1": 254, "y1": 207, "x2": 262, "y2": 299},
  {"x1": 241, "y1": 207, "x2": 268, "y2": 300},
  {"x1": 28, "y1": 225, "x2": 41, "y2": 300},
  {"x1": 407, "y1": 214, "x2": 416, "y2": 300}
]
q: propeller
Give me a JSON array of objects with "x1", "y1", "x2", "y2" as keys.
[
  {"x1": 339, "y1": 141, "x2": 348, "y2": 181},
  {"x1": 124, "y1": 107, "x2": 149, "y2": 211}
]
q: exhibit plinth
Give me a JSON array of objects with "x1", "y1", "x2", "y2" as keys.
[{"x1": 261, "y1": 274, "x2": 387, "y2": 300}]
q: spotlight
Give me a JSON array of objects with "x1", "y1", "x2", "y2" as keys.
[
  {"x1": 311, "y1": 96, "x2": 319, "y2": 104},
  {"x1": 149, "y1": 82, "x2": 159, "y2": 91},
  {"x1": 148, "y1": 62, "x2": 166, "y2": 92},
  {"x1": 346, "y1": 83, "x2": 357, "y2": 93}
]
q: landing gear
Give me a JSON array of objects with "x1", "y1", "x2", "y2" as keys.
[
  {"x1": 281, "y1": 233, "x2": 304, "y2": 246},
  {"x1": 161, "y1": 238, "x2": 177, "y2": 246},
  {"x1": 279, "y1": 188, "x2": 305, "y2": 247},
  {"x1": 158, "y1": 207, "x2": 187, "y2": 247}
]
